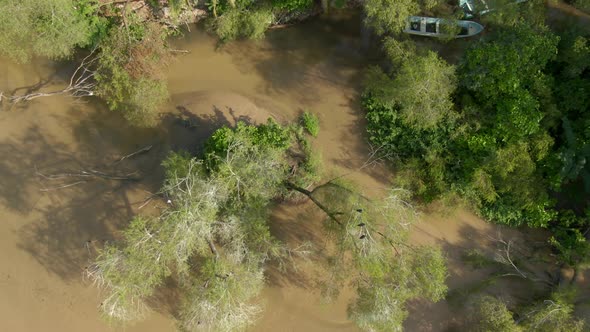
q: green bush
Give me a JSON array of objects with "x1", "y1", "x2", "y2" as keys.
[
  {"x1": 95, "y1": 23, "x2": 170, "y2": 127},
  {"x1": 300, "y1": 111, "x2": 320, "y2": 137},
  {"x1": 469, "y1": 296, "x2": 520, "y2": 332},
  {"x1": 271, "y1": 0, "x2": 313, "y2": 11},
  {"x1": 0, "y1": 0, "x2": 100, "y2": 62},
  {"x1": 363, "y1": 94, "x2": 456, "y2": 202},
  {"x1": 204, "y1": 118, "x2": 291, "y2": 170},
  {"x1": 213, "y1": 7, "x2": 274, "y2": 41}
]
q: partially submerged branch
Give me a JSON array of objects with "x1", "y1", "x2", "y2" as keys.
[
  {"x1": 113, "y1": 145, "x2": 153, "y2": 165},
  {"x1": 487, "y1": 233, "x2": 557, "y2": 286},
  {"x1": 35, "y1": 161, "x2": 142, "y2": 192},
  {"x1": 9, "y1": 50, "x2": 98, "y2": 104}
]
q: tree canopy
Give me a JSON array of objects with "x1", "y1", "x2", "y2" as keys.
[
  {"x1": 469, "y1": 290, "x2": 585, "y2": 332},
  {"x1": 88, "y1": 119, "x2": 448, "y2": 331},
  {"x1": 362, "y1": 4, "x2": 590, "y2": 288},
  {"x1": 366, "y1": 50, "x2": 457, "y2": 129},
  {"x1": 0, "y1": 0, "x2": 102, "y2": 63},
  {"x1": 94, "y1": 22, "x2": 171, "y2": 127},
  {"x1": 362, "y1": 0, "x2": 420, "y2": 35}
]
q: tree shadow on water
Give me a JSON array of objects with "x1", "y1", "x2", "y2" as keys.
[
  {"x1": 406, "y1": 216, "x2": 552, "y2": 331},
  {"x1": 17, "y1": 181, "x2": 138, "y2": 280},
  {"x1": 223, "y1": 13, "x2": 365, "y2": 105},
  {"x1": 11, "y1": 111, "x2": 163, "y2": 280},
  {"x1": 14, "y1": 102, "x2": 254, "y2": 282},
  {"x1": 0, "y1": 125, "x2": 70, "y2": 214},
  {"x1": 162, "y1": 103, "x2": 257, "y2": 155},
  {"x1": 265, "y1": 200, "x2": 332, "y2": 291}
]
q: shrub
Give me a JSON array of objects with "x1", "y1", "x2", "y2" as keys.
[
  {"x1": 300, "y1": 111, "x2": 320, "y2": 137},
  {"x1": 204, "y1": 118, "x2": 291, "y2": 170},
  {"x1": 0, "y1": 0, "x2": 100, "y2": 62},
  {"x1": 271, "y1": 0, "x2": 313, "y2": 11},
  {"x1": 95, "y1": 23, "x2": 170, "y2": 127},
  {"x1": 213, "y1": 7, "x2": 274, "y2": 41}
]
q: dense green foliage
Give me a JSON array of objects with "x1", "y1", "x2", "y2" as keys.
[
  {"x1": 349, "y1": 244, "x2": 447, "y2": 330},
  {"x1": 271, "y1": 0, "x2": 313, "y2": 11},
  {"x1": 365, "y1": 50, "x2": 457, "y2": 129},
  {"x1": 0, "y1": 0, "x2": 173, "y2": 126},
  {"x1": 90, "y1": 120, "x2": 295, "y2": 327},
  {"x1": 363, "y1": 0, "x2": 420, "y2": 35},
  {"x1": 212, "y1": 7, "x2": 274, "y2": 41},
  {"x1": 469, "y1": 290, "x2": 585, "y2": 332},
  {"x1": 300, "y1": 111, "x2": 320, "y2": 137},
  {"x1": 363, "y1": 17, "x2": 590, "y2": 268},
  {"x1": 469, "y1": 296, "x2": 521, "y2": 332},
  {"x1": 95, "y1": 22, "x2": 170, "y2": 127},
  {"x1": 549, "y1": 210, "x2": 590, "y2": 267},
  {"x1": 206, "y1": 0, "x2": 319, "y2": 41},
  {"x1": 521, "y1": 288, "x2": 585, "y2": 331},
  {"x1": 0, "y1": 0, "x2": 104, "y2": 62},
  {"x1": 362, "y1": 0, "x2": 457, "y2": 36}
]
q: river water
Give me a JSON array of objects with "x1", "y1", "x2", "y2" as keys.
[
  {"x1": 0, "y1": 12, "x2": 375, "y2": 332},
  {"x1": 0, "y1": 5, "x2": 587, "y2": 332}
]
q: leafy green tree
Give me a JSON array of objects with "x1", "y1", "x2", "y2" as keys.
[
  {"x1": 288, "y1": 180, "x2": 448, "y2": 331},
  {"x1": 89, "y1": 120, "x2": 291, "y2": 328},
  {"x1": 469, "y1": 296, "x2": 521, "y2": 332},
  {"x1": 363, "y1": 22, "x2": 569, "y2": 228},
  {"x1": 350, "y1": 244, "x2": 447, "y2": 331},
  {"x1": 521, "y1": 288, "x2": 585, "y2": 332},
  {"x1": 212, "y1": 7, "x2": 274, "y2": 41},
  {"x1": 474, "y1": 141, "x2": 556, "y2": 227},
  {"x1": 478, "y1": 0, "x2": 547, "y2": 28},
  {"x1": 468, "y1": 290, "x2": 586, "y2": 332},
  {"x1": 552, "y1": 34, "x2": 590, "y2": 192},
  {"x1": 362, "y1": 0, "x2": 419, "y2": 35},
  {"x1": 0, "y1": 0, "x2": 102, "y2": 62},
  {"x1": 363, "y1": 93, "x2": 459, "y2": 201},
  {"x1": 451, "y1": 23, "x2": 561, "y2": 226},
  {"x1": 459, "y1": 23, "x2": 559, "y2": 142},
  {"x1": 95, "y1": 22, "x2": 170, "y2": 127},
  {"x1": 363, "y1": 42, "x2": 459, "y2": 200},
  {"x1": 465, "y1": 273, "x2": 586, "y2": 332},
  {"x1": 382, "y1": 37, "x2": 417, "y2": 67},
  {"x1": 89, "y1": 119, "x2": 448, "y2": 331},
  {"x1": 369, "y1": 51, "x2": 456, "y2": 129}
]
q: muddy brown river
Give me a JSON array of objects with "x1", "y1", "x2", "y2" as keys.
[{"x1": 0, "y1": 6, "x2": 587, "y2": 332}]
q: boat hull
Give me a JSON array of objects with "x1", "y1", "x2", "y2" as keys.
[{"x1": 404, "y1": 16, "x2": 484, "y2": 38}]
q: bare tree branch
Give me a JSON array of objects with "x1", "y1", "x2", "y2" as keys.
[
  {"x1": 113, "y1": 145, "x2": 153, "y2": 165},
  {"x1": 40, "y1": 181, "x2": 87, "y2": 192},
  {"x1": 9, "y1": 49, "x2": 98, "y2": 104}
]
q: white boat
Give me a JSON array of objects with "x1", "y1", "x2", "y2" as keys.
[
  {"x1": 404, "y1": 16, "x2": 484, "y2": 38},
  {"x1": 460, "y1": 0, "x2": 527, "y2": 18}
]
